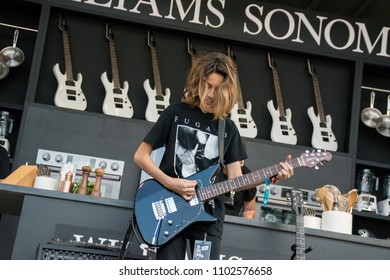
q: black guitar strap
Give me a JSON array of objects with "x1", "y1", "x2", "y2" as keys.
[{"x1": 218, "y1": 118, "x2": 226, "y2": 168}]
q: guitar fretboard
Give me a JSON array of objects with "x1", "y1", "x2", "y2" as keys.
[
  {"x1": 196, "y1": 157, "x2": 304, "y2": 201},
  {"x1": 149, "y1": 37, "x2": 163, "y2": 97},
  {"x1": 308, "y1": 60, "x2": 326, "y2": 123},
  {"x1": 108, "y1": 38, "x2": 121, "y2": 89},
  {"x1": 62, "y1": 29, "x2": 74, "y2": 81},
  {"x1": 295, "y1": 215, "x2": 306, "y2": 260}
]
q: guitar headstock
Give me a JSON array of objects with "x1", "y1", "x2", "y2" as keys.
[
  {"x1": 58, "y1": 13, "x2": 67, "y2": 32},
  {"x1": 267, "y1": 52, "x2": 276, "y2": 69},
  {"x1": 300, "y1": 150, "x2": 332, "y2": 169},
  {"x1": 187, "y1": 38, "x2": 195, "y2": 56},
  {"x1": 291, "y1": 190, "x2": 304, "y2": 216},
  {"x1": 307, "y1": 58, "x2": 317, "y2": 76},
  {"x1": 147, "y1": 30, "x2": 155, "y2": 48},
  {"x1": 227, "y1": 45, "x2": 236, "y2": 61},
  {"x1": 105, "y1": 23, "x2": 114, "y2": 41}
]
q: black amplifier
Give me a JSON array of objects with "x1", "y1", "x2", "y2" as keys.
[{"x1": 36, "y1": 243, "x2": 148, "y2": 260}]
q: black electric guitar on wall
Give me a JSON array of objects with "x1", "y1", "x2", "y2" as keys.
[
  {"x1": 290, "y1": 190, "x2": 313, "y2": 260},
  {"x1": 101, "y1": 23, "x2": 134, "y2": 119},
  {"x1": 227, "y1": 45, "x2": 258, "y2": 138},
  {"x1": 307, "y1": 59, "x2": 338, "y2": 151},
  {"x1": 53, "y1": 14, "x2": 87, "y2": 111},
  {"x1": 134, "y1": 150, "x2": 332, "y2": 246},
  {"x1": 143, "y1": 31, "x2": 171, "y2": 123},
  {"x1": 267, "y1": 52, "x2": 297, "y2": 145}
]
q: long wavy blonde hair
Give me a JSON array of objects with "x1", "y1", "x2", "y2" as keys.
[{"x1": 181, "y1": 52, "x2": 238, "y2": 120}]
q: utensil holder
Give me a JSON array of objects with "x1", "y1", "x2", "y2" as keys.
[{"x1": 321, "y1": 211, "x2": 352, "y2": 234}]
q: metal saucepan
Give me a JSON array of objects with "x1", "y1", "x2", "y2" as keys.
[
  {"x1": 0, "y1": 29, "x2": 25, "y2": 67},
  {"x1": 360, "y1": 91, "x2": 383, "y2": 128},
  {"x1": 0, "y1": 60, "x2": 9, "y2": 79},
  {"x1": 376, "y1": 95, "x2": 390, "y2": 137}
]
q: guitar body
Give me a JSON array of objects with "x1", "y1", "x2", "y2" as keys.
[
  {"x1": 134, "y1": 164, "x2": 219, "y2": 246},
  {"x1": 101, "y1": 72, "x2": 134, "y2": 118},
  {"x1": 230, "y1": 101, "x2": 258, "y2": 138},
  {"x1": 143, "y1": 78, "x2": 171, "y2": 122},
  {"x1": 53, "y1": 63, "x2": 87, "y2": 111},
  {"x1": 308, "y1": 106, "x2": 338, "y2": 151},
  {"x1": 267, "y1": 100, "x2": 297, "y2": 145}
]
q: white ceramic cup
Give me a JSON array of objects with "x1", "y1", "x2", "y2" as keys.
[
  {"x1": 303, "y1": 216, "x2": 321, "y2": 229},
  {"x1": 33, "y1": 176, "x2": 59, "y2": 191},
  {"x1": 321, "y1": 211, "x2": 352, "y2": 234}
]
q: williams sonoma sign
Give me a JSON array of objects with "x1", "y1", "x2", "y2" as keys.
[{"x1": 53, "y1": 0, "x2": 390, "y2": 59}]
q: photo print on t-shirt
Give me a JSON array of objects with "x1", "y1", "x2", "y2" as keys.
[{"x1": 175, "y1": 125, "x2": 218, "y2": 178}]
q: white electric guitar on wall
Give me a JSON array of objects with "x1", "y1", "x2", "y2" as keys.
[
  {"x1": 101, "y1": 23, "x2": 134, "y2": 118},
  {"x1": 307, "y1": 59, "x2": 338, "y2": 151},
  {"x1": 143, "y1": 31, "x2": 170, "y2": 122},
  {"x1": 227, "y1": 45, "x2": 258, "y2": 138},
  {"x1": 53, "y1": 14, "x2": 87, "y2": 111},
  {"x1": 267, "y1": 52, "x2": 297, "y2": 145}
]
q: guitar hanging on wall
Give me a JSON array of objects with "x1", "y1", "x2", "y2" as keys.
[
  {"x1": 227, "y1": 45, "x2": 258, "y2": 138},
  {"x1": 267, "y1": 52, "x2": 297, "y2": 145},
  {"x1": 307, "y1": 59, "x2": 338, "y2": 151},
  {"x1": 101, "y1": 23, "x2": 133, "y2": 119},
  {"x1": 290, "y1": 190, "x2": 313, "y2": 260},
  {"x1": 143, "y1": 31, "x2": 171, "y2": 123},
  {"x1": 53, "y1": 14, "x2": 87, "y2": 111},
  {"x1": 134, "y1": 150, "x2": 332, "y2": 246}
]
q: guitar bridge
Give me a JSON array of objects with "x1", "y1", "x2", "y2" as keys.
[{"x1": 152, "y1": 200, "x2": 166, "y2": 220}]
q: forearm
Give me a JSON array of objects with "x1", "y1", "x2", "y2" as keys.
[{"x1": 242, "y1": 199, "x2": 256, "y2": 219}]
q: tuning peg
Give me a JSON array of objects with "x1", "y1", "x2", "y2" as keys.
[{"x1": 315, "y1": 166, "x2": 319, "y2": 170}]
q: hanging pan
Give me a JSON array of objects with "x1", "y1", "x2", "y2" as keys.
[
  {"x1": 376, "y1": 95, "x2": 390, "y2": 137},
  {"x1": 360, "y1": 91, "x2": 383, "y2": 128},
  {"x1": 0, "y1": 29, "x2": 25, "y2": 67},
  {"x1": 0, "y1": 60, "x2": 9, "y2": 80}
]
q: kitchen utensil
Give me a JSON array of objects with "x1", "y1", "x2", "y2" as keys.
[
  {"x1": 315, "y1": 187, "x2": 327, "y2": 211},
  {"x1": 346, "y1": 189, "x2": 358, "y2": 213},
  {"x1": 376, "y1": 95, "x2": 390, "y2": 137},
  {"x1": 325, "y1": 191, "x2": 334, "y2": 211},
  {"x1": 360, "y1": 91, "x2": 383, "y2": 128},
  {"x1": 0, "y1": 29, "x2": 25, "y2": 67},
  {"x1": 0, "y1": 60, "x2": 9, "y2": 79}
]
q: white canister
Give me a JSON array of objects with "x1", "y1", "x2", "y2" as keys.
[
  {"x1": 303, "y1": 216, "x2": 321, "y2": 230},
  {"x1": 321, "y1": 211, "x2": 352, "y2": 234},
  {"x1": 33, "y1": 176, "x2": 59, "y2": 191}
]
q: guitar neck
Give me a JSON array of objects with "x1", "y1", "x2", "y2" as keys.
[
  {"x1": 196, "y1": 156, "x2": 304, "y2": 201},
  {"x1": 295, "y1": 214, "x2": 306, "y2": 260},
  {"x1": 234, "y1": 63, "x2": 245, "y2": 110},
  {"x1": 311, "y1": 73, "x2": 326, "y2": 123},
  {"x1": 62, "y1": 30, "x2": 74, "y2": 81},
  {"x1": 108, "y1": 39, "x2": 121, "y2": 89},
  {"x1": 271, "y1": 67, "x2": 286, "y2": 117},
  {"x1": 150, "y1": 45, "x2": 163, "y2": 96}
]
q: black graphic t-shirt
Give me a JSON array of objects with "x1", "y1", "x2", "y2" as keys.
[{"x1": 143, "y1": 102, "x2": 247, "y2": 238}]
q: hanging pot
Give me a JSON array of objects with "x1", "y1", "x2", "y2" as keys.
[
  {"x1": 360, "y1": 91, "x2": 383, "y2": 128},
  {"x1": 376, "y1": 95, "x2": 390, "y2": 137},
  {"x1": 0, "y1": 29, "x2": 25, "y2": 67},
  {"x1": 0, "y1": 60, "x2": 9, "y2": 79}
]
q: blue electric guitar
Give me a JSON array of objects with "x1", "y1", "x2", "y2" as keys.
[
  {"x1": 101, "y1": 23, "x2": 134, "y2": 118},
  {"x1": 143, "y1": 31, "x2": 170, "y2": 122},
  {"x1": 53, "y1": 14, "x2": 87, "y2": 111},
  {"x1": 134, "y1": 150, "x2": 332, "y2": 246},
  {"x1": 307, "y1": 59, "x2": 338, "y2": 151}
]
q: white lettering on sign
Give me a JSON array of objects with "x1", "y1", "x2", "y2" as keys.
[{"x1": 69, "y1": 0, "x2": 390, "y2": 58}]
